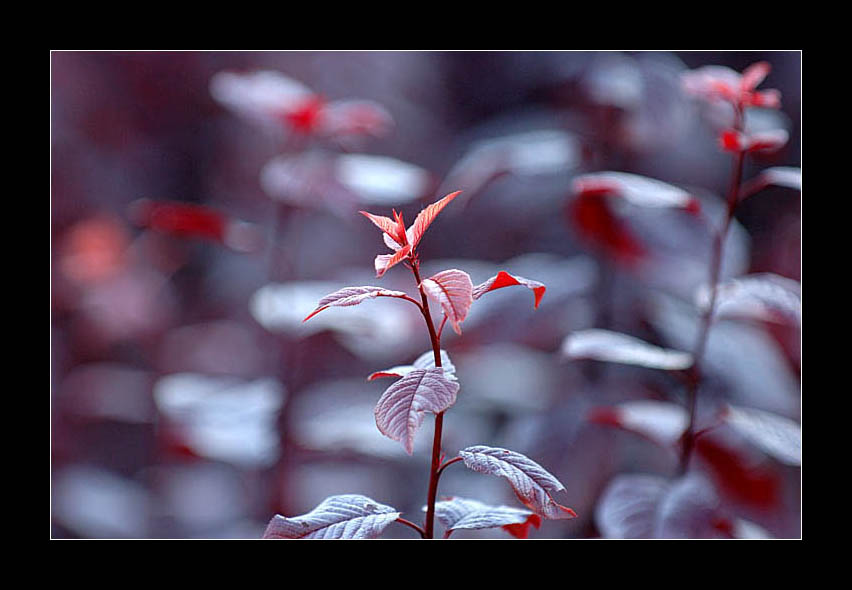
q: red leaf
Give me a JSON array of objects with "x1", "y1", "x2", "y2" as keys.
[
  {"x1": 408, "y1": 190, "x2": 462, "y2": 249},
  {"x1": 303, "y1": 286, "x2": 409, "y2": 322},
  {"x1": 472, "y1": 271, "x2": 546, "y2": 309},
  {"x1": 420, "y1": 269, "x2": 474, "y2": 335},
  {"x1": 459, "y1": 445, "x2": 577, "y2": 520},
  {"x1": 280, "y1": 94, "x2": 326, "y2": 134},
  {"x1": 502, "y1": 514, "x2": 542, "y2": 539},
  {"x1": 129, "y1": 199, "x2": 261, "y2": 253},
  {"x1": 374, "y1": 368, "x2": 460, "y2": 454},
  {"x1": 719, "y1": 129, "x2": 788, "y2": 153},
  {"x1": 359, "y1": 210, "x2": 406, "y2": 246},
  {"x1": 694, "y1": 437, "x2": 780, "y2": 508},
  {"x1": 569, "y1": 193, "x2": 646, "y2": 266}
]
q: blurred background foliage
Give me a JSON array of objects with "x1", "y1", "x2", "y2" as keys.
[{"x1": 50, "y1": 51, "x2": 800, "y2": 539}]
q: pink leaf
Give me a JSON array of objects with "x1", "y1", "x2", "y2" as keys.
[
  {"x1": 420, "y1": 269, "x2": 474, "y2": 335},
  {"x1": 472, "y1": 271, "x2": 546, "y2": 309},
  {"x1": 431, "y1": 497, "x2": 541, "y2": 538},
  {"x1": 740, "y1": 61, "x2": 771, "y2": 92},
  {"x1": 374, "y1": 368, "x2": 460, "y2": 454},
  {"x1": 374, "y1": 244, "x2": 412, "y2": 278},
  {"x1": 408, "y1": 191, "x2": 462, "y2": 249},
  {"x1": 458, "y1": 445, "x2": 577, "y2": 520},
  {"x1": 303, "y1": 286, "x2": 409, "y2": 322},
  {"x1": 320, "y1": 100, "x2": 394, "y2": 140},
  {"x1": 562, "y1": 329, "x2": 693, "y2": 370},
  {"x1": 368, "y1": 349, "x2": 456, "y2": 381},
  {"x1": 263, "y1": 494, "x2": 400, "y2": 539},
  {"x1": 359, "y1": 210, "x2": 405, "y2": 245}
]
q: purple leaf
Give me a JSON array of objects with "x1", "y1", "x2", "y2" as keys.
[
  {"x1": 263, "y1": 494, "x2": 400, "y2": 539},
  {"x1": 431, "y1": 496, "x2": 541, "y2": 538},
  {"x1": 374, "y1": 368, "x2": 460, "y2": 454},
  {"x1": 723, "y1": 405, "x2": 801, "y2": 466},
  {"x1": 421, "y1": 269, "x2": 474, "y2": 335},
  {"x1": 368, "y1": 349, "x2": 456, "y2": 381},
  {"x1": 573, "y1": 172, "x2": 700, "y2": 211},
  {"x1": 595, "y1": 474, "x2": 670, "y2": 538},
  {"x1": 304, "y1": 286, "x2": 409, "y2": 321},
  {"x1": 458, "y1": 445, "x2": 577, "y2": 520},
  {"x1": 562, "y1": 329, "x2": 694, "y2": 370},
  {"x1": 596, "y1": 474, "x2": 754, "y2": 539},
  {"x1": 472, "y1": 271, "x2": 546, "y2": 309},
  {"x1": 696, "y1": 273, "x2": 801, "y2": 325}
]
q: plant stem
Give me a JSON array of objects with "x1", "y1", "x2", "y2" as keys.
[
  {"x1": 395, "y1": 517, "x2": 426, "y2": 538},
  {"x1": 411, "y1": 261, "x2": 445, "y2": 539},
  {"x1": 679, "y1": 106, "x2": 746, "y2": 474}
]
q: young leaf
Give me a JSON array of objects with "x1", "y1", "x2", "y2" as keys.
[
  {"x1": 561, "y1": 329, "x2": 693, "y2": 370},
  {"x1": 723, "y1": 405, "x2": 801, "y2": 466},
  {"x1": 573, "y1": 172, "x2": 700, "y2": 211},
  {"x1": 408, "y1": 190, "x2": 462, "y2": 249},
  {"x1": 303, "y1": 286, "x2": 409, "y2": 322},
  {"x1": 695, "y1": 273, "x2": 801, "y2": 325},
  {"x1": 360, "y1": 209, "x2": 408, "y2": 246},
  {"x1": 368, "y1": 349, "x2": 456, "y2": 381},
  {"x1": 458, "y1": 445, "x2": 577, "y2": 520},
  {"x1": 420, "y1": 269, "x2": 474, "y2": 335},
  {"x1": 588, "y1": 400, "x2": 689, "y2": 448},
  {"x1": 472, "y1": 271, "x2": 546, "y2": 309},
  {"x1": 431, "y1": 497, "x2": 541, "y2": 539},
  {"x1": 374, "y1": 368, "x2": 460, "y2": 454},
  {"x1": 263, "y1": 494, "x2": 400, "y2": 539},
  {"x1": 374, "y1": 244, "x2": 412, "y2": 278}
]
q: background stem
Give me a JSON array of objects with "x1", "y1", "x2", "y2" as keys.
[{"x1": 679, "y1": 106, "x2": 746, "y2": 474}]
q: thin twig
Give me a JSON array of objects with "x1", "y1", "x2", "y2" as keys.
[{"x1": 679, "y1": 105, "x2": 746, "y2": 474}]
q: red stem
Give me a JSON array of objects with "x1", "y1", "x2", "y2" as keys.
[
  {"x1": 679, "y1": 106, "x2": 746, "y2": 474},
  {"x1": 395, "y1": 517, "x2": 426, "y2": 538},
  {"x1": 411, "y1": 261, "x2": 445, "y2": 539}
]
